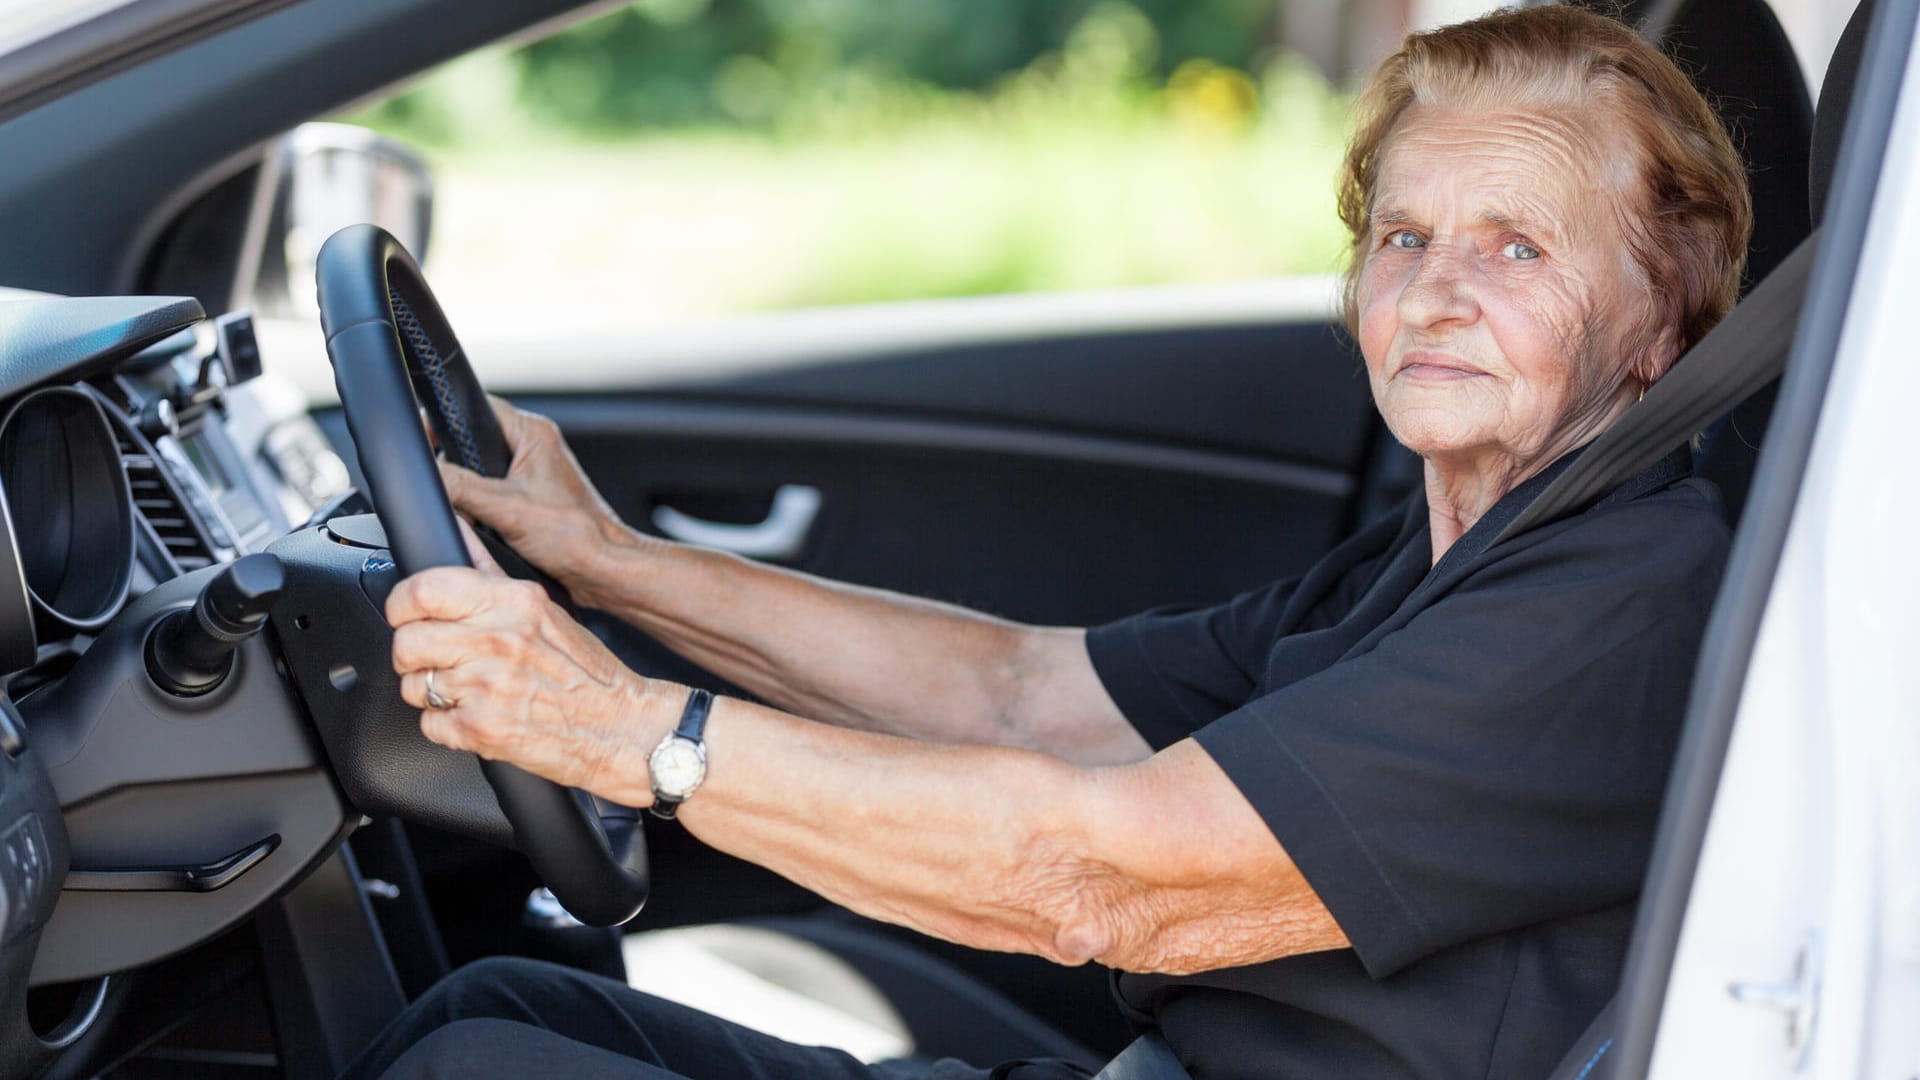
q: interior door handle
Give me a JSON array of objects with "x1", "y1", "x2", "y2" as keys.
[{"x1": 651, "y1": 485, "x2": 822, "y2": 560}]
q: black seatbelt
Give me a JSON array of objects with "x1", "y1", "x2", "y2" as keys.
[{"x1": 1495, "y1": 229, "x2": 1820, "y2": 544}]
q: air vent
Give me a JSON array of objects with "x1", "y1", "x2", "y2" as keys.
[{"x1": 113, "y1": 430, "x2": 216, "y2": 573}]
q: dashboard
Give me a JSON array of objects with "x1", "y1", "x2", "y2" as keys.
[
  {"x1": 0, "y1": 298, "x2": 350, "y2": 684},
  {"x1": 0, "y1": 293, "x2": 361, "y2": 1070}
]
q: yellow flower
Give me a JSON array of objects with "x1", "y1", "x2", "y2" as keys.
[{"x1": 1166, "y1": 59, "x2": 1259, "y2": 135}]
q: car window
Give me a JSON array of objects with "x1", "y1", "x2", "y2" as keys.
[
  {"x1": 307, "y1": 1, "x2": 1363, "y2": 379},
  {"x1": 228, "y1": 0, "x2": 1856, "y2": 396}
]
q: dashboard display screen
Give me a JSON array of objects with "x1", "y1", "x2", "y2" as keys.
[
  {"x1": 180, "y1": 433, "x2": 228, "y2": 497},
  {"x1": 178, "y1": 430, "x2": 265, "y2": 541}
]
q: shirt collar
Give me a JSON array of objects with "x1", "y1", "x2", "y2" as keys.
[{"x1": 1425, "y1": 443, "x2": 1694, "y2": 580}]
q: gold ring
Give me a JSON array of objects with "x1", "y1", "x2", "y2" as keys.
[{"x1": 425, "y1": 668, "x2": 455, "y2": 710}]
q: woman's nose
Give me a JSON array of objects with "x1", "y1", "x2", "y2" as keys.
[{"x1": 1396, "y1": 243, "x2": 1479, "y2": 330}]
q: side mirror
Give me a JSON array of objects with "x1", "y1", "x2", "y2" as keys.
[
  {"x1": 133, "y1": 122, "x2": 434, "y2": 320},
  {"x1": 238, "y1": 123, "x2": 434, "y2": 319}
]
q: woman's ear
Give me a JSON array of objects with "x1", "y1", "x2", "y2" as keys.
[{"x1": 1632, "y1": 321, "x2": 1684, "y2": 387}]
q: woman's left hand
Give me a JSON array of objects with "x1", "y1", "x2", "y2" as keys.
[{"x1": 386, "y1": 564, "x2": 664, "y2": 803}]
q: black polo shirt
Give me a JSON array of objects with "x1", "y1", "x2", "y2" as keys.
[{"x1": 1084, "y1": 447, "x2": 1729, "y2": 1079}]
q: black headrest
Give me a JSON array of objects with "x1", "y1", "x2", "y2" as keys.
[
  {"x1": 1644, "y1": 0, "x2": 1814, "y2": 285},
  {"x1": 1811, "y1": 0, "x2": 1875, "y2": 222}
]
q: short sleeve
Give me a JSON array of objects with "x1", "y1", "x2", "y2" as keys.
[
  {"x1": 1085, "y1": 577, "x2": 1302, "y2": 750},
  {"x1": 1196, "y1": 493, "x2": 1729, "y2": 978}
]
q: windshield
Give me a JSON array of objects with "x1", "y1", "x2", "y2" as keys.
[{"x1": 0, "y1": 0, "x2": 148, "y2": 62}]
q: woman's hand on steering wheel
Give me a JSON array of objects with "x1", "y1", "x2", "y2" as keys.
[
  {"x1": 437, "y1": 395, "x2": 633, "y2": 609},
  {"x1": 387, "y1": 562, "x2": 674, "y2": 808}
]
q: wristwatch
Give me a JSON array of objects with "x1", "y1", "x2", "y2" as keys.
[{"x1": 647, "y1": 688, "x2": 713, "y2": 821}]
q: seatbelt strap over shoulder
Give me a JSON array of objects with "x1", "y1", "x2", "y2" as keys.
[
  {"x1": 1092, "y1": 1032, "x2": 1192, "y2": 1080},
  {"x1": 1495, "y1": 230, "x2": 1821, "y2": 545}
]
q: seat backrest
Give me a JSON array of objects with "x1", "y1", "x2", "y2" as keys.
[
  {"x1": 1641, "y1": 0, "x2": 1816, "y2": 524},
  {"x1": 1645, "y1": 0, "x2": 1817, "y2": 282},
  {"x1": 1812, "y1": 0, "x2": 1879, "y2": 223}
]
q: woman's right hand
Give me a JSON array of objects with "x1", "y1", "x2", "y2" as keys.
[{"x1": 437, "y1": 395, "x2": 637, "y2": 607}]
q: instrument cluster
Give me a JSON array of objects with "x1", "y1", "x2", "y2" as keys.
[
  {"x1": 0, "y1": 301, "x2": 340, "y2": 682},
  {"x1": 0, "y1": 386, "x2": 137, "y2": 642}
]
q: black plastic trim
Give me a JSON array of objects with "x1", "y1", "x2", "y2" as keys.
[
  {"x1": 33, "y1": 975, "x2": 106, "y2": 1052},
  {"x1": 21, "y1": 561, "x2": 351, "y2": 985},
  {"x1": 0, "y1": 453, "x2": 32, "y2": 678},
  {"x1": 65, "y1": 834, "x2": 279, "y2": 893},
  {"x1": 514, "y1": 398, "x2": 1356, "y2": 498},
  {"x1": 0, "y1": 0, "x2": 302, "y2": 127},
  {"x1": 255, "y1": 845, "x2": 406, "y2": 1080},
  {"x1": 0, "y1": 296, "x2": 204, "y2": 399},
  {"x1": 0, "y1": 387, "x2": 136, "y2": 635},
  {"x1": 1605, "y1": 0, "x2": 1920, "y2": 1073}
]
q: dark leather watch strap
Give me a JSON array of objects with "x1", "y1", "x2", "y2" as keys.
[
  {"x1": 676, "y1": 687, "x2": 713, "y2": 742},
  {"x1": 649, "y1": 688, "x2": 713, "y2": 822}
]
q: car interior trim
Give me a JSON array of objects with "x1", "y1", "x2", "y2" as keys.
[
  {"x1": 1606, "y1": 0, "x2": 1920, "y2": 1073},
  {"x1": 0, "y1": 387, "x2": 137, "y2": 635},
  {"x1": 65, "y1": 833, "x2": 280, "y2": 893},
  {"x1": 0, "y1": 0, "x2": 303, "y2": 127},
  {"x1": 32, "y1": 974, "x2": 107, "y2": 1051},
  {"x1": 0, "y1": 296, "x2": 204, "y2": 399},
  {"x1": 516, "y1": 398, "x2": 1358, "y2": 500},
  {"x1": 0, "y1": 464, "x2": 34, "y2": 676},
  {"x1": 0, "y1": 0, "x2": 634, "y2": 298}
]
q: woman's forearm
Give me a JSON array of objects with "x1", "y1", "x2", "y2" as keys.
[
  {"x1": 430, "y1": 399, "x2": 1143, "y2": 763},
  {"x1": 598, "y1": 691, "x2": 1344, "y2": 974},
  {"x1": 575, "y1": 527, "x2": 1146, "y2": 763}
]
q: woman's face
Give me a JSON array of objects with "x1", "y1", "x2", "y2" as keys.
[{"x1": 1355, "y1": 105, "x2": 1673, "y2": 472}]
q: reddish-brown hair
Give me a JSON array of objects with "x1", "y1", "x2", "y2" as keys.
[{"x1": 1337, "y1": 6, "x2": 1752, "y2": 357}]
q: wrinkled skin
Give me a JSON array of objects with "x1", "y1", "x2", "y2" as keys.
[
  {"x1": 1356, "y1": 105, "x2": 1681, "y2": 557},
  {"x1": 388, "y1": 554, "x2": 664, "y2": 796}
]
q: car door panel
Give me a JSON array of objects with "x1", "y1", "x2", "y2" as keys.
[
  {"x1": 688, "y1": 321, "x2": 1378, "y2": 466},
  {"x1": 507, "y1": 318, "x2": 1383, "y2": 627},
  {"x1": 531, "y1": 396, "x2": 1361, "y2": 627}
]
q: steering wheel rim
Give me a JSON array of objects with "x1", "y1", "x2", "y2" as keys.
[{"x1": 314, "y1": 223, "x2": 648, "y2": 927}]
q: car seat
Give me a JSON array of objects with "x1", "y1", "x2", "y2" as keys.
[{"x1": 1637, "y1": 0, "x2": 1818, "y2": 525}]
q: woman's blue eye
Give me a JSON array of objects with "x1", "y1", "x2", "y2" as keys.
[
  {"x1": 1502, "y1": 241, "x2": 1541, "y2": 260},
  {"x1": 1389, "y1": 230, "x2": 1425, "y2": 250}
]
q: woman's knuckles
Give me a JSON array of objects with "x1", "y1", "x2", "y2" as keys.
[
  {"x1": 508, "y1": 578, "x2": 551, "y2": 610},
  {"x1": 419, "y1": 708, "x2": 465, "y2": 751}
]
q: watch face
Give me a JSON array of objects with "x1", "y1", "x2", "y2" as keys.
[{"x1": 650, "y1": 737, "x2": 706, "y2": 798}]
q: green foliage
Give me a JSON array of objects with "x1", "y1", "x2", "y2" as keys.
[
  {"x1": 343, "y1": 1, "x2": 1352, "y2": 317},
  {"x1": 424, "y1": 0, "x2": 1283, "y2": 134}
]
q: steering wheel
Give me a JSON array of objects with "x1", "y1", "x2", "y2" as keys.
[{"x1": 313, "y1": 224, "x2": 648, "y2": 927}]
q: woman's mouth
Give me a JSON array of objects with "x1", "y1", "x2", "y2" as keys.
[{"x1": 1399, "y1": 351, "x2": 1487, "y2": 381}]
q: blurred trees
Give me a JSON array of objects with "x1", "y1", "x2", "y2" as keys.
[
  {"x1": 346, "y1": 0, "x2": 1357, "y2": 316},
  {"x1": 505, "y1": 0, "x2": 1281, "y2": 132}
]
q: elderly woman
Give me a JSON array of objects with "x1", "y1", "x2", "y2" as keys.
[{"x1": 349, "y1": 6, "x2": 1747, "y2": 1079}]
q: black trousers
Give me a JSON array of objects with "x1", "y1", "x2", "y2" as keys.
[{"x1": 339, "y1": 956, "x2": 1090, "y2": 1080}]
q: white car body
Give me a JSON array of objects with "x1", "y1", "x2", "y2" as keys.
[{"x1": 1651, "y1": 15, "x2": 1920, "y2": 1077}]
